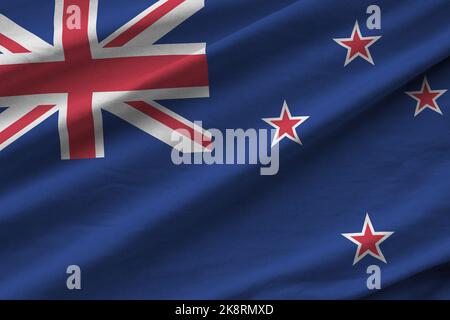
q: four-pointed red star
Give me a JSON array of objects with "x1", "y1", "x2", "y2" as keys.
[
  {"x1": 342, "y1": 213, "x2": 393, "y2": 265},
  {"x1": 263, "y1": 101, "x2": 309, "y2": 147},
  {"x1": 333, "y1": 21, "x2": 381, "y2": 66},
  {"x1": 405, "y1": 76, "x2": 447, "y2": 116}
]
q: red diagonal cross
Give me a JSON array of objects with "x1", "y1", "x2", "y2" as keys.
[{"x1": 0, "y1": 0, "x2": 209, "y2": 159}]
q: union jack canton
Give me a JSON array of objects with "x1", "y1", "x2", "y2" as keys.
[{"x1": 0, "y1": 0, "x2": 211, "y2": 160}]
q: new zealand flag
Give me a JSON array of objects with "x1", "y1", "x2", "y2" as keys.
[{"x1": 0, "y1": 0, "x2": 449, "y2": 299}]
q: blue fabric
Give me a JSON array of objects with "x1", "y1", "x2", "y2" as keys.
[{"x1": 0, "y1": 0, "x2": 449, "y2": 299}]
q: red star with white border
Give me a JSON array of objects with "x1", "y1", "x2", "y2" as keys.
[
  {"x1": 333, "y1": 21, "x2": 381, "y2": 66},
  {"x1": 263, "y1": 101, "x2": 309, "y2": 147},
  {"x1": 342, "y1": 213, "x2": 393, "y2": 265},
  {"x1": 405, "y1": 76, "x2": 447, "y2": 117}
]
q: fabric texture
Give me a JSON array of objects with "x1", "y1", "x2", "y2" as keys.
[{"x1": 0, "y1": 0, "x2": 449, "y2": 299}]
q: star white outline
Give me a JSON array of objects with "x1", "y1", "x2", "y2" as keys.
[
  {"x1": 342, "y1": 213, "x2": 393, "y2": 266},
  {"x1": 262, "y1": 101, "x2": 309, "y2": 147},
  {"x1": 405, "y1": 76, "x2": 447, "y2": 117},
  {"x1": 333, "y1": 21, "x2": 382, "y2": 66}
]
